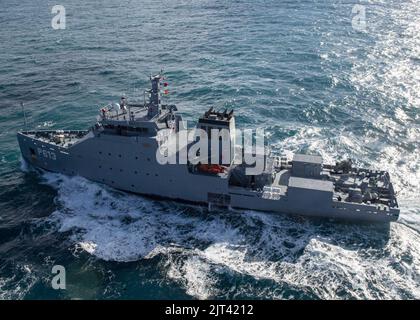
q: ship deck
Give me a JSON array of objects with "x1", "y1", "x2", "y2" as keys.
[
  {"x1": 262, "y1": 165, "x2": 398, "y2": 211},
  {"x1": 19, "y1": 130, "x2": 89, "y2": 148}
]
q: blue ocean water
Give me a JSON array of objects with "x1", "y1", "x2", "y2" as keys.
[{"x1": 0, "y1": 0, "x2": 419, "y2": 299}]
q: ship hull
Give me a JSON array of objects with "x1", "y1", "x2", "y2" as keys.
[{"x1": 17, "y1": 132, "x2": 399, "y2": 223}]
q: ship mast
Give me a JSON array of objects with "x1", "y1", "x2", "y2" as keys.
[
  {"x1": 21, "y1": 102, "x2": 28, "y2": 130},
  {"x1": 147, "y1": 73, "x2": 162, "y2": 118}
]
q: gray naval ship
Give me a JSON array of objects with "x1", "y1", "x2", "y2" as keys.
[{"x1": 17, "y1": 72, "x2": 399, "y2": 223}]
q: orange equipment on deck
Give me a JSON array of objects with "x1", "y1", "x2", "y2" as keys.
[{"x1": 197, "y1": 164, "x2": 225, "y2": 174}]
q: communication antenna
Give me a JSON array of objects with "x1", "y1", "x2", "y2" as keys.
[{"x1": 21, "y1": 102, "x2": 27, "y2": 130}]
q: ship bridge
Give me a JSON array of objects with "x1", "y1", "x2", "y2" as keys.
[{"x1": 95, "y1": 72, "x2": 181, "y2": 137}]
